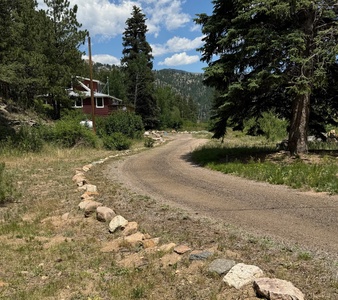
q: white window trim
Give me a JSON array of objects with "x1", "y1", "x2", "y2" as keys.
[
  {"x1": 74, "y1": 98, "x2": 83, "y2": 108},
  {"x1": 96, "y1": 97, "x2": 104, "y2": 108}
]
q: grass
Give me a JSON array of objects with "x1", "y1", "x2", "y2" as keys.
[
  {"x1": 191, "y1": 137, "x2": 338, "y2": 194},
  {"x1": 0, "y1": 135, "x2": 337, "y2": 299}
]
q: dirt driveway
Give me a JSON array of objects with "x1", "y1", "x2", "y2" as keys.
[{"x1": 109, "y1": 134, "x2": 338, "y2": 257}]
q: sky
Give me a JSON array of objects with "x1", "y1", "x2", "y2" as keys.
[{"x1": 37, "y1": 0, "x2": 214, "y2": 73}]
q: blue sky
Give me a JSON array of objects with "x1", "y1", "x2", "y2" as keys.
[{"x1": 38, "y1": 0, "x2": 213, "y2": 73}]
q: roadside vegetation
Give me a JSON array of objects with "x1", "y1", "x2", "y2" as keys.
[{"x1": 191, "y1": 129, "x2": 338, "y2": 194}]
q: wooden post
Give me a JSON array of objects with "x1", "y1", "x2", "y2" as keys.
[{"x1": 88, "y1": 34, "x2": 96, "y2": 133}]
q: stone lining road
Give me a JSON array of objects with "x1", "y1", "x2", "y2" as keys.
[{"x1": 110, "y1": 134, "x2": 338, "y2": 256}]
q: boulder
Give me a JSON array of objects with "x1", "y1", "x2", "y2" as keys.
[
  {"x1": 84, "y1": 201, "x2": 103, "y2": 217},
  {"x1": 78, "y1": 200, "x2": 93, "y2": 210},
  {"x1": 124, "y1": 232, "x2": 145, "y2": 246},
  {"x1": 142, "y1": 237, "x2": 160, "y2": 249},
  {"x1": 109, "y1": 215, "x2": 128, "y2": 233},
  {"x1": 81, "y1": 191, "x2": 98, "y2": 200},
  {"x1": 174, "y1": 244, "x2": 191, "y2": 254},
  {"x1": 208, "y1": 259, "x2": 236, "y2": 275},
  {"x1": 72, "y1": 173, "x2": 86, "y2": 185},
  {"x1": 85, "y1": 184, "x2": 97, "y2": 193},
  {"x1": 189, "y1": 250, "x2": 214, "y2": 261},
  {"x1": 160, "y1": 253, "x2": 182, "y2": 267},
  {"x1": 254, "y1": 278, "x2": 305, "y2": 300},
  {"x1": 158, "y1": 243, "x2": 176, "y2": 253},
  {"x1": 122, "y1": 221, "x2": 138, "y2": 236},
  {"x1": 82, "y1": 164, "x2": 93, "y2": 172},
  {"x1": 223, "y1": 263, "x2": 264, "y2": 289},
  {"x1": 96, "y1": 206, "x2": 116, "y2": 222}
]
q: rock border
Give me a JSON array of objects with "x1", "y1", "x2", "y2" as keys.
[{"x1": 70, "y1": 147, "x2": 304, "y2": 300}]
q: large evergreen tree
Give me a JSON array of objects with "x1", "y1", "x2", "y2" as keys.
[
  {"x1": 196, "y1": 1, "x2": 338, "y2": 154},
  {"x1": 121, "y1": 6, "x2": 159, "y2": 129},
  {"x1": 43, "y1": 0, "x2": 87, "y2": 119},
  {"x1": 0, "y1": 0, "x2": 47, "y2": 104}
]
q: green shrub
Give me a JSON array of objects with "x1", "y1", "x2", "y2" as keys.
[
  {"x1": 42, "y1": 119, "x2": 98, "y2": 148},
  {"x1": 0, "y1": 163, "x2": 15, "y2": 204},
  {"x1": 102, "y1": 132, "x2": 131, "y2": 150},
  {"x1": 258, "y1": 111, "x2": 288, "y2": 142},
  {"x1": 33, "y1": 98, "x2": 54, "y2": 119},
  {"x1": 0, "y1": 126, "x2": 44, "y2": 153},
  {"x1": 0, "y1": 125, "x2": 15, "y2": 142},
  {"x1": 144, "y1": 137, "x2": 155, "y2": 148},
  {"x1": 244, "y1": 111, "x2": 288, "y2": 142},
  {"x1": 96, "y1": 112, "x2": 144, "y2": 139},
  {"x1": 13, "y1": 126, "x2": 44, "y2": 152}
]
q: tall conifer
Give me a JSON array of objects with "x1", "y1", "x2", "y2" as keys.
[
  {"x1": 122, "y1": 6, "x2": 159, "y2": 129},
  {"x1": 43, "y1": 0, "x2": 87, "y2": 119}
]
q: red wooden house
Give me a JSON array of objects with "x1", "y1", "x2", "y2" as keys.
[{"x1": 68, "y1": 76, "x2": 128, "y2": 116}]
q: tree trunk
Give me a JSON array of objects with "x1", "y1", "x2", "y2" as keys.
[
  {"x1": 288, "y1": 93, "x2": 310, "y2": 155},
  {"x1": 52, "y1": 98, "x2": 61, "y2": 120}
]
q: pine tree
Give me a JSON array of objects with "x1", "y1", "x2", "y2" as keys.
[
  {"x1": 196, "y1": 0, "x2": 338, "y2": 154},
  {"x1": 43, "y1": 0, "x2": 87, "y2": 119},
  {"x1": 121, "y1": 6, "x2": 159, "y2": 129},
  {"x1": 0, "y1": 0, "x2": 47, "y2": 104}
]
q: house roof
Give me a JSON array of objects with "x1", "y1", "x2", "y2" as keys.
[
  {"x1": 69, "y1": 77, "x2": 123, "y2": 102},
  {"x1": 68, "y1": 89, "x2": 122, "y2": 102}
]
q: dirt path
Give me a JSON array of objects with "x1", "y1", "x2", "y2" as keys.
[{"x1": 109, "y1": 134, "x2": 338, "y2": 256}]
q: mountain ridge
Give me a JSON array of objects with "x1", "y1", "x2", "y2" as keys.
[{"x1": 154, "y1": 69, "x2": 213, "y2": 121}]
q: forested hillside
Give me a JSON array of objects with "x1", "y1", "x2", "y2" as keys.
[{"x1": 154, "y1": 69, "x2": 213, "y2": 121}]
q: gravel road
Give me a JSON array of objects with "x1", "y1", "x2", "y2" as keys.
[{"x1": 111, "y1": 134, "x2": 338, "y2": 256}]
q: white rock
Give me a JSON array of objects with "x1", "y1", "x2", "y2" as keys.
[
  {"x1": 109, "y1": 215, "x2": 128, "y2": 233},
  {"x1": 223, "y1": 263, "x2": 264, "y2": 289},
  {"x1": 86, "y1": 184, "x2": 97, "y2": 193}
]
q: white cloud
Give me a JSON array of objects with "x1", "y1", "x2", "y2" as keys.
[
  {"x1": 190, "y1": 24, "x2": 201, "y2": 32},
  {"x1": 72, "y1": 0, "x2": 136, "y2": 37},
  {"x1": 83, "y1": 54, "x2": 120, "y2": 66},
  {"x1": 37, "y1": 0, "x2": 134, "y2": 37},
  {"x1": 158, "y1": 52, "x2": 199, "y2": 66},
  {"x1": 143, "y1": 0, "x2": 190, "y2": 36},
  {"x1": 38, "y1": 0, "x2": 190, "y2": 39},
  {"x1": 151, "y1": 36, "x2": 204, "y2": 56}
]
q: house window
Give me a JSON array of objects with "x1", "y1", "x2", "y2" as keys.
[
  {"x1": 96, "y1": 97, "x2": 104, "y2": 108},
  {"x1": 74, "y1": 98, "x2": 83, "y2": 108}
]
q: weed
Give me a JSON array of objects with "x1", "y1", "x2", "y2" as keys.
[
  {"x1": 298, "y1": 252, "x2": 312, "y2": 261},
  {"x1": 144, "y1": 137, "x2": 155, "y2": 148},
  {"x1": 131, "y1": 285, "x2": 146, "y2": 299},
  {"x1": 0, "y1": 162, "x2": 16, "y2": 204}
]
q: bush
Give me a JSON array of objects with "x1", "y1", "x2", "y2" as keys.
[
  {"x1": 0, "y1": 126, "x2": 44, "y2": 153},
  {"x1": 258, "y1": 111, "x2": 288, "y2": 142},
  {"x1": 244, "y1": 111, "x2": 288, "y2": 142},
  {"x1": 42, "y1": 119, "x2": 99, "y2": 148},
  {"x1": 0, "y1": 125, "x2": 15, "y2": 142},
  {"x1": 0, "y1": 163, "x2": 15, "y2": 204},
  {"x1": 144, "y1": 137, "x2": 155, "y2": 148},
  {"x1": 102, "y1": 132, "x2": 131, "y2": 150},
  {"x1": 96, "y1": 111, "x2": 144, "y2": 139},
  {"x1": 14, "y1": 126, "x2": 44, "y2": 152}
]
